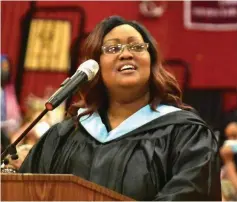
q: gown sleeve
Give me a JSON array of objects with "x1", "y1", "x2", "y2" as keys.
[
  {"x1": 18, "y1": 124, "x2": 60, "y2": 173},
  {"x1": 155, "y1": 124, "x2": 221, "y2": 201}
]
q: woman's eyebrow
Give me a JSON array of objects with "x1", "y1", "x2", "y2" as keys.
[
  {"x1": 104, "y1": 36, "x2": 142, "y2": 44},
  {"x1": 103, "y1": 38, "x2": 120, "y2": 44},
  {"x1": 128, "y1": 36, "x2": 141, "y2": 41}
]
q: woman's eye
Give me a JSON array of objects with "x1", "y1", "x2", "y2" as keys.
[
  {"x1": 106, "y1": 45, "x2": 120, "y2": 53},
  {"x1": 131, "y1": 44, "x2": 145, "y2": 52}
]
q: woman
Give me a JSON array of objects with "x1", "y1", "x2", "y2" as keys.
[{"x1": 19, "y1": 16, "x2": 221, "y2": 200}]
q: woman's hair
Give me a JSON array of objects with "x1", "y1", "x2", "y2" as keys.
[{"x1": 68, "y1": 16, "x2": 190, "y2": 118}]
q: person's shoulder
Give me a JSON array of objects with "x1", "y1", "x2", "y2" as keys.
[
  {"x1": 153, "y1": 105, "x2": 207, "y2": 127},
  {"x1": 172, "y1": 108, "x2": 206, "y2": 125},
  {"x1": 40, "y1": 117, "x2": 75, "y2": 140},
  {"x1": 55, "y1": 117, "x2": 75, "y2": 137},
  {"x1": 162, "y1": 108, "x2": 219, "y2": 142},
  {"x1": 152, "y1": 107, "x2": 220, "y2": 144},
  {"x1": 125, "y1": 105, "x2": 208, "y2": 138}
]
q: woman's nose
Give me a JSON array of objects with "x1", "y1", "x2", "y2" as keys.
[{"x1": 119, "y1": 47, "x2": 133, "y2": 60}]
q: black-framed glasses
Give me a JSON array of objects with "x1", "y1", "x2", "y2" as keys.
[{"x1": 101, "y1": 43, "x2": 149, "y2": 55}]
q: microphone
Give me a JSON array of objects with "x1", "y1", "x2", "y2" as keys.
[{"x1": 45, "y1": 59, "x2": 99, "y2": 110}]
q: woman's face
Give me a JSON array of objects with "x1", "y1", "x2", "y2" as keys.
[{"x1": 100, "y1": 24, "x2": 151, "y2": 92}]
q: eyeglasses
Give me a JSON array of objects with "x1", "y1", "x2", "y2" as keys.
[{"x1": 101, "y1": 43, "x2": 149, "y2": 55}]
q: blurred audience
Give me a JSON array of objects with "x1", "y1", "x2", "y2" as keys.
[
  {"x1": 10, "y1": 94, "x2": 52, "y2": 146},
  {"x1": 1, "y1": 55, "x2": 22, "y2": 152},
  {"x1": 10, "y1": 86, "x2": 66, "y2": 145},
  {"x1": 220, "y1": 122, "x2": 237, "y2": 201},
  {"x1": 1, "y1": 90, "x2": 66, "y2": 171},
  {"x1": 1, "y1": 144, "x2": 32, "y2": 172}
]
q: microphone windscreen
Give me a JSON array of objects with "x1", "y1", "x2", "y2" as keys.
[{"x1": 78, "y1": 59, "x2": 99, "y2": 81}]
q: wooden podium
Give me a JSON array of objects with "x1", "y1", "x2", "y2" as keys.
[{"x1": 1, "y1": 173, "x2": 134, "y2": 201}]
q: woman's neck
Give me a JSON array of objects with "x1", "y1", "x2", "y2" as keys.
[{"x1": 107, "y1": 91, "x2": 150, "y2": 129}]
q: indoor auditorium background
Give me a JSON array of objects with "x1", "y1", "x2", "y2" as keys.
[{"x1": 1, "y1": 1, "x2": 237, "y2": 193}]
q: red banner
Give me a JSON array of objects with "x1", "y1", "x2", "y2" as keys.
[{"x1": 184, "y1": 1, "x2": 237, "y2": 31}]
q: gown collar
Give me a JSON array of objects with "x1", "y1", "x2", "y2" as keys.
[{"x1": 78, "y1": 104, "x2": 181, "y2": 143}]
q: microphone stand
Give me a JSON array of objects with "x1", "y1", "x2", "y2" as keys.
[
  {"x1": 0, "y1": 60, "x2": 98, "y2": 165},
  {"x1": 1, "y1": 108, "x2": 49, "y2": 164},
  {"x1": 1, "y1": 75, "x2": 70, "y2": 165}
]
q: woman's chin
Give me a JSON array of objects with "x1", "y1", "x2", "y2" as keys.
[{"x1": 117, "y1": 79, "x2": 140, "y2": 88}]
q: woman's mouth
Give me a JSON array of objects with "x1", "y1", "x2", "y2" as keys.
[{"x1": 118, "y1": 65, "x2": 137, "y2": 72}]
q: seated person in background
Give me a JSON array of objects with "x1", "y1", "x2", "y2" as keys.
[
  {"x1": 10, "y1": 94, "x2": 51, "y2": 146},
  {"x1": 1, "y1": 55, "x2": 22, "y2": 137},
  {"x1": 1, "y1": 54, "x2": 22, "y2": 153},
  {"x1": 19, "y1": 16, "x2": 221, "y2": 200},
  {"x1": 220, "y1": 122, "x2": 237, "y2": 201}
]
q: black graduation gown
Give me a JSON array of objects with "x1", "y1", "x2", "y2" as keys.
[{"x1": 19, "y1": 110, "x2": 221, "y2": 201}]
